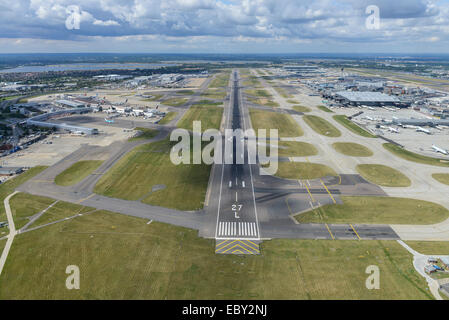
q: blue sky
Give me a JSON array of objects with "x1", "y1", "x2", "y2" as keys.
[{"x1": 0, "y1": 0, "x2": 448, "y2": 53}]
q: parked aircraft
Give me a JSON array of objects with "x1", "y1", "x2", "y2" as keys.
[
  {"x1": 416, "y1": 128, "x2": 431, "y2": 135},
  {"x1": 432, "y1": 145, "x2": 449, "y2": 155}
]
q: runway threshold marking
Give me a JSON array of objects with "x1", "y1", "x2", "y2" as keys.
[
  {"x1": 215, "y1": 239, "x2": 260, "y2": 255},
  {"x1": 350, "y1": 224, "x2": 362, "y2": 240},
  {"x1": 320, "y1": 179, "x2": 337, "y2": 204},
  {"x1": 325, "y1": 224, "x2": 335, "y2": 240}
]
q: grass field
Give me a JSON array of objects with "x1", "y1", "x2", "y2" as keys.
[
  {"x1": 287, "y1": 99, "x2": 300, "y2": 104},
  {"x1": 270, "y1": 162, "x2": 337, "y2": 180},
  {"x1": 9, "y1": 193, "x2": 95, "y2": 229},
  {"x1": 407, "y1": 242, "x2": 449, "y2": 255},
  {"x1": 432, "y1": 173, "x2": 449, "y2": 186},
  {"x1": 318, "y1": 105, "x2": 333, "y2": 113},
  {"x1": 292, "y1": 105, "x2": 311, "y2": 113},
  {"x1": 357, "y1": 164, "x2": 411, "y2": 187},
  {"x1": 303, "y1": 115, "x2": 341, "y2": 137},
  {"x1": 210, "y1": 72, "x2": 231, "y2": 88},
  {"x1": 384, "y1": 143, "x2": 449, "y2": 167},
  {"x1": 0, "y1": 167, "x2": 48, "y2": 223},
  {"x1": 0, "y1": 210, "x2": 432, "y2": 299},
  {"x1": 128, "y1": 127, "x2": 159, "y2": 141},
  {"x1": 94, "y1": 139, "x2": 211, "y2": 211},
  {"x1": 245, "y1": 89, "x2": 272, "y2": 98},
  {"x1": 333, "y1": 115, "x2": 377, "y2": 138},
  {"x1": 158, "y1": 111, "x2": 177, "y2": 125},
  {"x1": 296, "y1": 196, "x2": 449, "y2": 225},
  {"x1": 177, "y1": 105, "x2": 223, "y2": 132},
  {"x1": 333, "y1": 142, "x2": 373, "y2": 157},
  {"x1": 142, "y1": 94, "x2": 163, "y2": 101},
  {"x1": 242, "y1": 76, "x2": 261, "y2": 87},
  {"x1": 273, "y1": 87, "x2": 292, "y2": 98},
  {"x1": 55, "y1": 160, "x2": 103, "y2": 187},
  {"x1": 162, "y1": 98, "x2": 188, "y2": 107},
  {"x1": 201, "y1": 89, "x2": 227, "y2": 100},
  {"x1": 249, "y1": 109, "x2": 303, "y2": 138},
  {"x1": 9, "y1": 193, "x2": 55, "y2": 229},
  {"x1": 177, "y1": 90, "x2": 195, "y2": 95},
  {"x1": 277, "y1": 141, "x2": 318, "y2": 157},
  {"x1": 247, "y1": 97, "x2": 279, "y2": 107},
  {"x1": 33, "y1": 200, "x2": 95, "y2": 227}
]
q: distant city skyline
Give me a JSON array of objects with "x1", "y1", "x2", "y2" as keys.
[{"x1": 1, "y1": 0, "x2": 449, "y2": 53}]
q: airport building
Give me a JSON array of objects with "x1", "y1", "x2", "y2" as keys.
[
  {"x1": 392, "y1": 118, "x2": 449, "y2": 127},
  {"x1": 335, "y1": 91, "x2": 403, "y2": 107},
  {"x1": 26, "y1": 107, "x2": 99, "y2": 135}
]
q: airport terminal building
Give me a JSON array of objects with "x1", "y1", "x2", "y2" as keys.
[{"x1": 335, "y1": 91, "x2": 407, "y2": 107}]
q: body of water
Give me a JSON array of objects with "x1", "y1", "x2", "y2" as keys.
[{"x1": 0, "y1": 63, "x2": 177, "y2": 73}]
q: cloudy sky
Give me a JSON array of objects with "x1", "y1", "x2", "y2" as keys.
[{"x1": 0, "y1": 0, "x2": 448, "y2": 53}]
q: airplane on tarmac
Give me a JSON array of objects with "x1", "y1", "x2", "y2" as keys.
[
  {"x1": 432, "y1": 145, "x2": 449, "y2": 155},
  {"x1": 416, "y1": 127, "x2": 431, "y2": 135}
]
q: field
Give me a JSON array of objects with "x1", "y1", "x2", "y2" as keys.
[
  {"x1": 356, "y1": 164, "x2": 411, "y2": 187},
  {"x1": 277, "y1": 141, "x2": 318, "y2": 157},
  {"x1": 271, "y1": 162, "x2": 337, "y2": 180},
  {"x1": 333, "y1": 115, "x2": 377, "y2": 138},
  {"x1": 303, "y1": 115, "x2": 341, "y2": 137},
  {"x1": 242, "y1": 76, "x2": 261, "y2": 87},
  {"x1": 201, "y1": 89, "x2": 227, "y2": 100},
  {"x1": 247, "y1": 97, "x2": 279, "y2": 108},
  {"x1": 406, "y1": 242, "x2": 449, "y2": 255},
  {"x1": 55, "y1": 160, "x2": 104, "y2": 186},
  {"x1": 177, "y1": 90, "x2": 195, "y2": 95},
  {"x1": 383, "y1": 143, "x2": 449, "y2": 167},
  {"x1": 177, "y1": 105, "x2": 223, "y2": 132},
  {"x1": 296, "y1": 196, "x2": 449, "y2": 225},
  {"x1": 332, "y1": 143, "x2": 373, "y2": 157},
  {"x1": 161, "y1": 98, "x2": 188, "y2": 107},
  {"x1": 142, "y1": 94, "x2": 163, "y2": 101},
  {"x1": 249, "y1": 109, "x2": 303, "y2": 137},
  {"x1": 210, "y1": 72, "x2": 231, "y2": 88},
  {"x1": 287, "y1": 99, "x2": 300, "y2": 104},
  {"x1": 273, "y1": 87, "x2": 291, "y2": 98},
  {"x1": 0, "y1": 166, "x2": 48, "y2": 223},
  {"x1": 318, "y1": 106, "x2": 333, "y2": 113},
  {"x1": 128, "y1": 127, "x2": 159, "y2": 141},
  {"x1": 158, "y1": 111, "x2": 177, "y2": 125},
  {"x1": 0, "y1": 210, "x2": 432, "y2": 299},
  {"x1": 292, "y1": 105, "x2": 311, "y2": 113},
  {"x1": 94, "y1": 139, "x2": 211, "y2": 211},
  {"x1": 9, "y1": 193, "x2": 95, "y2": 229},
  {"x1": 432, "y1": 173, "x2": 449, "y2": 186},
  {"x1": 9, "y1": 193, "x2": 55, "y2": 229},
  {"x1": 245, "y1": 89, "x2": 271, "y2": 98}
]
